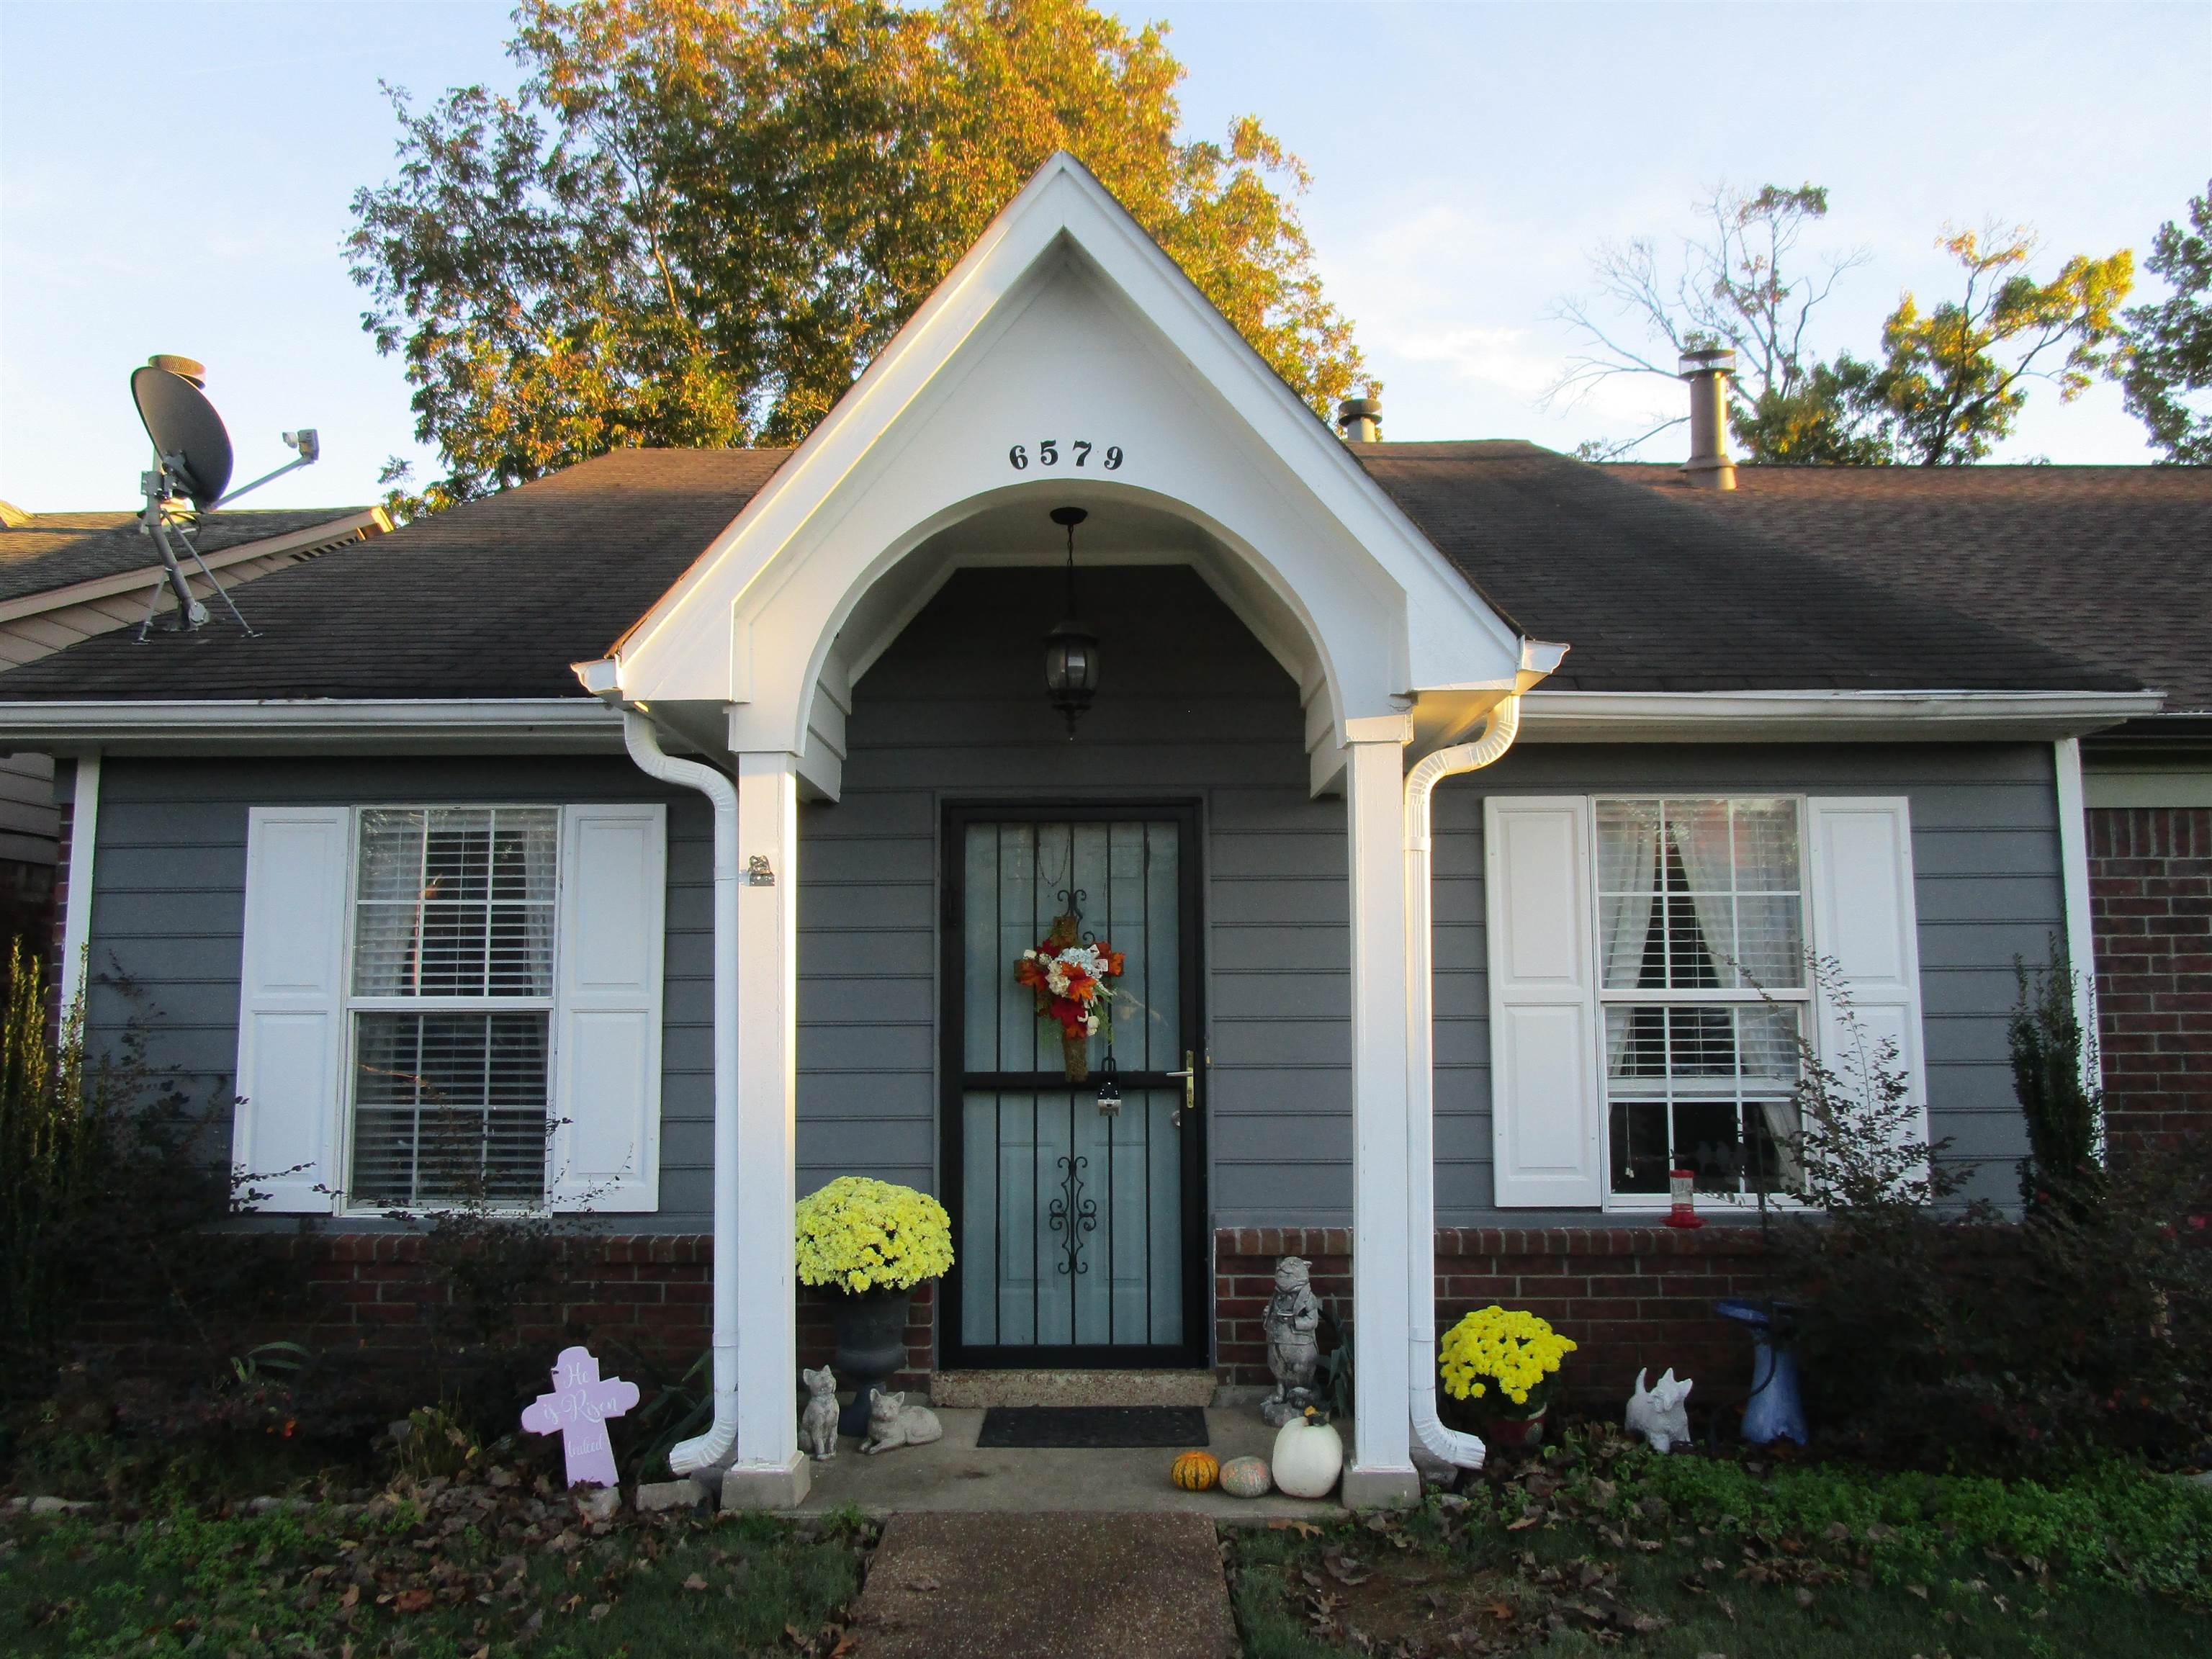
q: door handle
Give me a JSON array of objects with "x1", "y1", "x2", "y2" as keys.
[{"x1": 1165, "y1": 1050, "x2": 1197, "y2": 1128}]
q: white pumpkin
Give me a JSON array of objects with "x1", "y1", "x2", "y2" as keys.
[{"x1": 1270, "y1": 1412, "x2": 1344, "y2": 1499}]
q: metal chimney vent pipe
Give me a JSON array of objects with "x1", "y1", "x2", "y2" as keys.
[
  {"x1": 1336, "y1": 396, "x2": 1382, "y2": 443},
  {"x1": 1678, "y1": 347, "x2": 1736, "y2": 490}
]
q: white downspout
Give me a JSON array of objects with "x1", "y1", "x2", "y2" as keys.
[
  {"x1": 1403, "y1": 694, "x2": 1522, "y2": 1471},
  {"x1": 60, "y1": 751, "x2": 101, "y2": 1012},
  {"x1": 621, "y1": 712, "x2": 742, "y2": 1477}
]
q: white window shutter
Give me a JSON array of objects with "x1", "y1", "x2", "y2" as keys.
[
  {"x1": 549, "y1": 804, "x2": 667, "y2": 1211},
  {"x1": 1485, "y1": 796, "x2": 1603, "y2": 1207},
  {"x1": 1805, "y1": 798, "x2": 1929, "y2": 1141},
  {"x1": 234, "y1": 807, "x2": 350, "y2": 1213}
]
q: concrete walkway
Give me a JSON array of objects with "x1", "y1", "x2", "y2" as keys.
[
  {"x1": 796, "y1": 1406, "x2": 1340, "y2": 1520},
  {"x1": 848, "y1": 1511, "x2": 1238, "y2": 1659}
]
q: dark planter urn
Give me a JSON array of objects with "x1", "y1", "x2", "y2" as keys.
[
  {"x1": 830, "y1": 1287, "x2": 912, "y2": 1437},
  {"x1": 1439, "y1": 1387, "x2": 1548, "y2": 1453}
]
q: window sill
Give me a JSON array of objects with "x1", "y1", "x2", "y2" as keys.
[
  {"x1": 1604, "y1": 1194, "x2": 1811, "y2": 1216},
  {"x1": 335, "y1": 1202, "x2": 554, "y2": 1222}
]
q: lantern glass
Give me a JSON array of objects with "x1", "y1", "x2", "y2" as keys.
[{"x1": 1045, "y1": 620, "x2": 1099, "y2": 696}]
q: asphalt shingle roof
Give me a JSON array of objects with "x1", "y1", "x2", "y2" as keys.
[
  {"x1": 0, "y1": 449, "x2": 788, "y2": 701},
  {"x1": 0, "y1": 441, "x2": 2187, "y2": 706},
  {"x1": 1355, "y1": 442, "x2": 2143, "y2": 695},
  {"x1": 0, "y1": 507, "x2": 372, "y2": 604},
  {"x1": 1600, "y1": 461, "x2": 2212, "y2": 712}
]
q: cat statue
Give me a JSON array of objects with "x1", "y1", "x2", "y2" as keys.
[
  {"x1": 861, "y1": 1388, "x2": 943, "y2": 1455},
  {"x1": 799, "y1": 1365, "x2": 840, "y2": 1462},
  {"x1": 1624, "y1": 1367, "x2": 1695, "y2": 1454}
]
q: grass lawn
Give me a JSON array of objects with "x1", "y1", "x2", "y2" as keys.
[
  {"x1": 0, "y1": 1478, "x2": 872, "y2": 1659},
  {"x1": 1228, "y1": 1429, "x2": 2212, "y2": 1659}
]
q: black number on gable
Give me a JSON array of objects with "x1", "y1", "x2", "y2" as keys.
[{"x1": 1006, "y1": 439, "x2": 1125, "y2": 471}]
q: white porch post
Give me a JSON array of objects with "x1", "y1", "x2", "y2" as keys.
[
  {"x1": 1343, "y1": 721, "x2": 1420, "y2": 1506},
  {"x1": 726, "y1": 750, "x2": 808, "y2": 1506}
]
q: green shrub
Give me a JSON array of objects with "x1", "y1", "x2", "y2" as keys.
[
  {"x1": 0, "y1": 948, "x2": 297, "y2": 1399},
  {"x1": 1764, "y1": 944, "x2": 2212, "y2": 1473},
  {"x1": 2011, "y1": 941, "x2": 2103, "y2": 1215}
]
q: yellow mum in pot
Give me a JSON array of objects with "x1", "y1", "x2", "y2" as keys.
[
  {"x1": 1439, "y1": 1305, "x2": 1577, "y2": 1416},
  {"x1": 794, "y1": 1177, "x2": 954, "y2": 1295}
]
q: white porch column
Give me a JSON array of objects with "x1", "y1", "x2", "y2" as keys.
[
  {"x1": 727, "y1": 750, "x2": 808, "y2": 1507},
  {"x1": 1343, "y1": 721, "x2": 1420, "y2": 1506}
]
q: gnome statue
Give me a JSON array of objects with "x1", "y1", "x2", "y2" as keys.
[{"x1": 1261, "y1": 1256, "x2": 1323, "y2": 1426}]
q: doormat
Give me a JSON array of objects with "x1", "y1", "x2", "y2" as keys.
[{"x1": 976, "y1": 1406, "x2": 1208, "y2": 1449}]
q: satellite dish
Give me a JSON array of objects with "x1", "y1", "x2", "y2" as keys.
[
  {"x1": 131, "y1": 364, "x2": 234, "y2": 511},
  {"x1": 123, "y1": 354, "x2": 318, "y2": 642}
]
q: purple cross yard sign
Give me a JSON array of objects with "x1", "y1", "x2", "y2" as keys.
[{"x1": 521, "y1": 1346, "x2": 640, "y2": 1488}]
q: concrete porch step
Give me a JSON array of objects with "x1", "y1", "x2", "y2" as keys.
[{"x1": 928, "y1": 1368, "x2": 1218, "y2": 1408}]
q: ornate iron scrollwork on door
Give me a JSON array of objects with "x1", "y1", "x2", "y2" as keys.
[{"x1": 1047, "y1": 1153, "x2": 1099, "y2": 1277}]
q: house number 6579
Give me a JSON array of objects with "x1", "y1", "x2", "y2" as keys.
[{"x1": 1008, "y1": 440, "x2": 1123, "y2": 472}]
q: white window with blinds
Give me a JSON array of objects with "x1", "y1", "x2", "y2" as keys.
[
  {"x1": 1485, "y1": 793, "x2": 1924, "y2": 1211},
  {"x1": 349, "y1": 807, "x2": 559, "y2": 1208},
  {"x1": 232, "y1": 801, "x2": 667, "y2": 1215},
  {"x1": 1596, "y1": 797, "x2": 1808, "y2": 1199}
]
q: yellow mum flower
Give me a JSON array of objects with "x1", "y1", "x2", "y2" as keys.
[
  {"x1": 794, "y1": 1177, "x2": 955, "y2": 1295},
  {"x1": 1437, "y1": 1305, "x2": 1577, "y2": 1406}
]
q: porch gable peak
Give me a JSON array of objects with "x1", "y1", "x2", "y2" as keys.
[{"x1": 583, "y1": 153, "x2": 1540, "y2": 788}]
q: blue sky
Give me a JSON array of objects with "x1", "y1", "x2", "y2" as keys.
[{"x1": 2, "y1": 1, "x2": 2206, "y2": 513}]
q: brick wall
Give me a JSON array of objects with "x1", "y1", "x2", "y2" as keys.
[
  {"x1": 94, "y1": 1227, "x2": 1769, "y2": 1407},
  {"x1": 80, "y1": 1234, "x2": 935, "y2": 1393},
  {"x1": 1214, "y1": 1226, "x2": 1766, "y2": 1404},
  {"x1": 2089, "y1": 807, "x2": 2212, "y2": 1152}
]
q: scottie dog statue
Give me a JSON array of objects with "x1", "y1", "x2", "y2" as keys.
[{"x1": 1624, "y1": 1367, "x2": 1695, "y2": 1453}]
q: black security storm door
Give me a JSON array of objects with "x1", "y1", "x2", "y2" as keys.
[{"x1": 940, "y1": 804, "x2": 1206, "y2": 1368}]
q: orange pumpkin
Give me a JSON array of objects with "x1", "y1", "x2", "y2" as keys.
[{"x1": 1170, "y1": 1449, "x2": 1219, "y2": 1491}]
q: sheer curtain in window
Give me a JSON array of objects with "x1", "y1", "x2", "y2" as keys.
[
  {"x1": 1596, "y1": 801, "x2": 1660, "y2": 1070},
  {"x1": 1667, "y1": 799, "x2": 1737, "y2": 986}
]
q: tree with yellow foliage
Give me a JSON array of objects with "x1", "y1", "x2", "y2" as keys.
[
  {"x1": 1863, "y1": 225, "x2": 2133, "y2": 465},
  {"x1": 349, "y1": 0, "x2": 1369, "y2": 514}
]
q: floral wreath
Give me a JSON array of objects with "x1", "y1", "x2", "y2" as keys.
[{"x1": 1015, "y1": 910, "x2": 1123, "y2": 1081}]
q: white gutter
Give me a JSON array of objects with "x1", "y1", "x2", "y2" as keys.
[
  {"x1": 0, "y1": 699, "x2": 624, "y2": 752},
  {"x1": 1403, "y1": 693, "x2": 1522, "y2": 1472},
  {"x1": 1519, "y1": 688, "x2": 2163, "y2": 743},
  {"x1": 58, "y1": 752, "x2": 100, "y2": 1014},
  {"x1": 620, "y1": 712, "x2": 742, "y2": 1477}
]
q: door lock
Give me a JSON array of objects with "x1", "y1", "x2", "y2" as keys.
[{"x1": 1166, "y1": 1050, "x2": 1197, "y2": 1128}]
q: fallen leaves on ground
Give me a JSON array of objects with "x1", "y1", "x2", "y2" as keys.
[{"x1": 0, "y1": 1462, "x2": 878, "y2": 1659}]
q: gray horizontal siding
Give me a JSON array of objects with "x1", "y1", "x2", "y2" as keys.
[
  {"x1": 81, "y1": 756, "x2": 714, "y2": 1231},
  {"x1": 74, "y1": 582, "x2": 2062, "y2": 1238},
  {"x1": 1428, "y1": 742, "x2": 2062, "y2": 1220},
  {"x1": 799, "y1": 567, "x2": 1344, "y2": 1226}
]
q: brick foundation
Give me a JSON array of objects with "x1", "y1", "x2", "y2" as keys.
[
  {"x1": 1214, "y1": 1226, "x2": 1768, "y2": 1402},
  {"x1": 2089, "y1": 807, "x2": 2212, "y2": 1152},
  {"x1": 101, "y1": 1226, "x2": 1773, "y2": 1406},
  {"x1": 87, "y1": 1235, "x2": 935, "y2": 1392}
]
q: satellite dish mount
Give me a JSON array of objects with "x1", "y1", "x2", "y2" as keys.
[{"x1": 127, "y1": 355, "x2": 319, "y2": 640}]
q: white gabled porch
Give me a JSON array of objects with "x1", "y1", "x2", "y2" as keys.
[{"x1": 577, "y1": 153, "x2": 1560, "y2": 1508}]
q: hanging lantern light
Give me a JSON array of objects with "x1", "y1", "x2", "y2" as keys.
[{"x1": 1043, "y1": 505, "x2": 1097, "y2": 738}]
